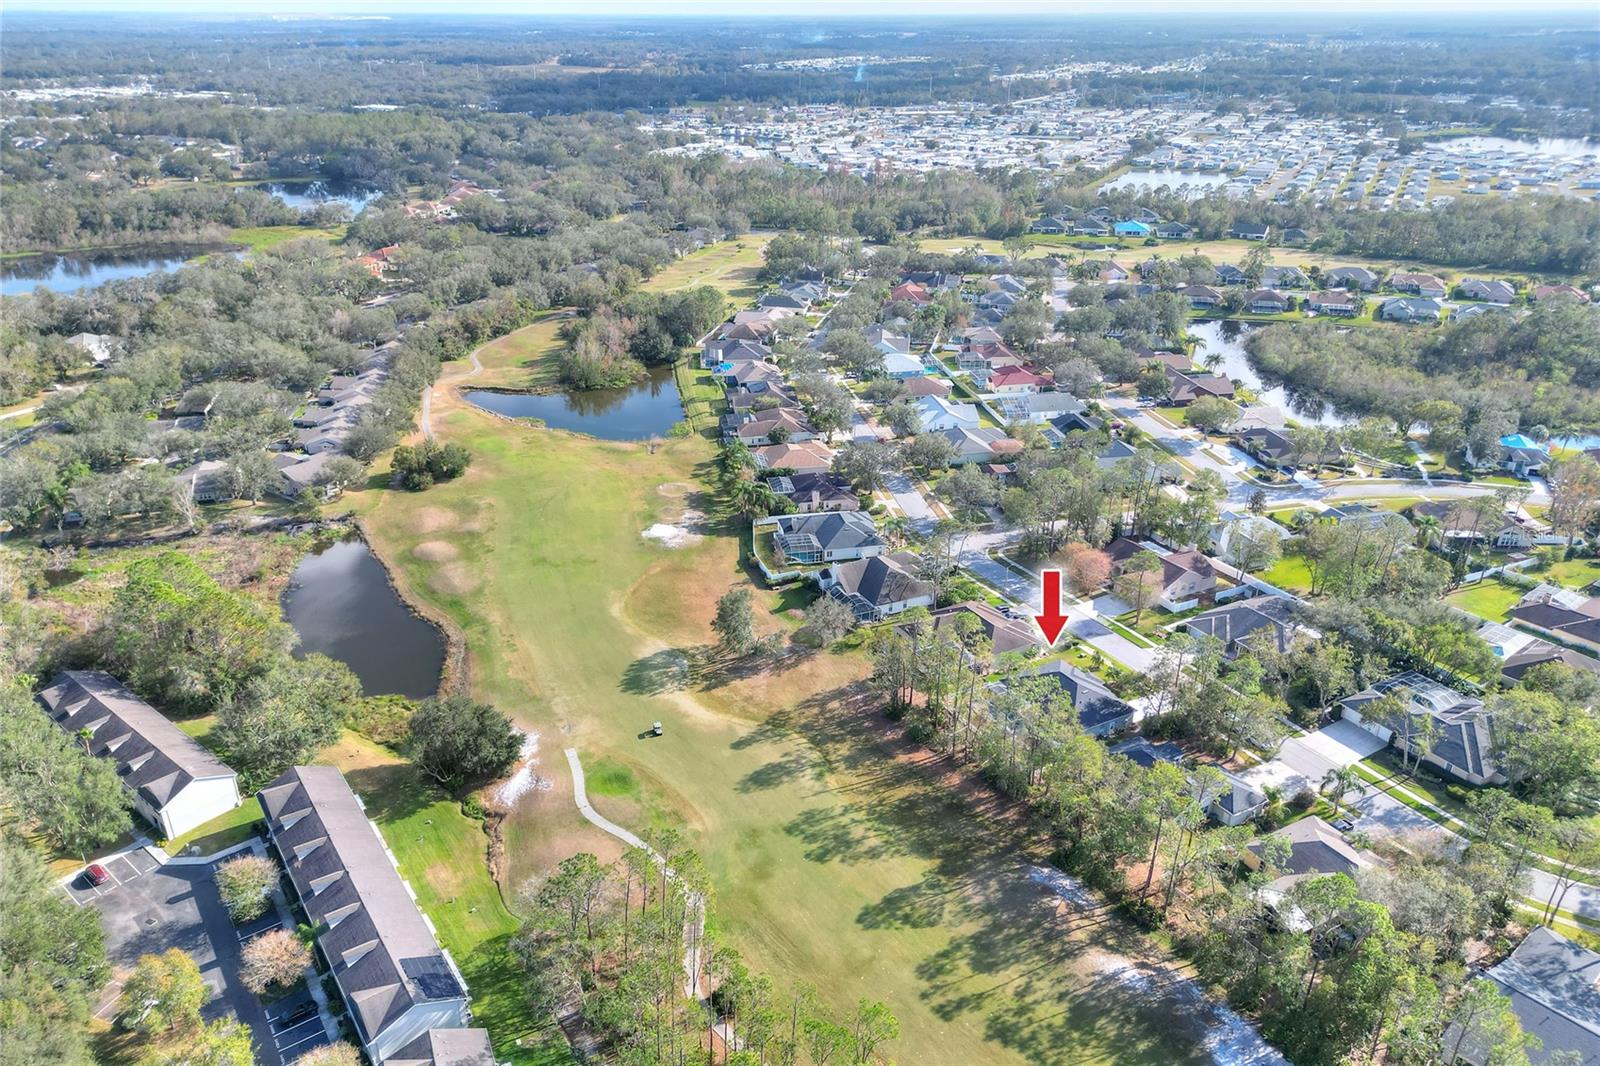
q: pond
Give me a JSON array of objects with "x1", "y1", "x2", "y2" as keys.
[
  {"x1": 260, "y1": 180, "x2": 382, "y2": 215},
  {"x1": 1099, "y1": 170, "x2": 1230, "y2": 198},
  {"x1": 1, "y1": 248, "x2": 202, "y2": 296},
  {"x1": 1190, "y1": 319, "x2": 1356, "y2": 429},
  {"x1": 281, "y1": 537, "x2": 444, "y2": 699},
  {"x1": 465, "y1": 365, "x2": 685, "y2": 440}
]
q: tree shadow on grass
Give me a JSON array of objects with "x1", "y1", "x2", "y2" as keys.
[
  {"x1": 343, "y1": 762, "x2": 440, "y2": 824},
  {"x1": 619, "y1": 649, "x2": 692, "y2": 696},
  {"x1": 735, "y1": 748, "x2": 816, "y2": 793}
]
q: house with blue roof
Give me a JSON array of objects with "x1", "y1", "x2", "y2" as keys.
[{"x1": 1114, "y1": 220, "x2": 1153, "y2": 238}]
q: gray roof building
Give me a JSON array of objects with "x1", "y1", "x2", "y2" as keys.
[
  {"x1": 37, "y1": 671, "x2": 240, "y2": 840},
  {"x1": 390, "y1": 1027, "x2": 498, "y2": 1066},
  {"x1": 1453, "y1": 927, "x2": 1600, "y2": 1066},
  {"x1": 259, "y1": 766, "x2": 475, "y2": 1063},
  {"x1": 1338, "y1": 672, "x2": 1502, "y2": 786},
  {"x1": 818, "y1": 552, "x2": 935, "y2": 621},
  {"x1": 1031, "y1": 661, "x2": 1137, "y2": 737}
]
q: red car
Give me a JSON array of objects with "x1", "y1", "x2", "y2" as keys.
[{"x1": 84, "y1": 863, "x2": 110, "y2": 887}]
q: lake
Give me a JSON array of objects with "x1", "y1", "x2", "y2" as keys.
[
  {"x1": 1, "y1": 248, "x2": 200, "y2": 296},
  {"x1": 281, "y1": 537, "x2": 444, "y2": 699},
  {"x1": 1099, "y1": 170, "x2": 1230, "y2": 198},
  {"x1": 261, "y1": 180, "x2": 382, "y2": 215},
  {"x1": 1190, "y1": 319, "x2": 1355, "y2": 429},
  {"x1": 465, "y1": 366, "x2": 685, "y2": 439}
]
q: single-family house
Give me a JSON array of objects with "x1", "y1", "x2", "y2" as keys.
[
  {"x1": 259, "y1": 766, "x2": 485, "y2": 1063},
  {"x1": 1178, "y1": 284, "x2": 1223, "y2": 309},
  {"x1": 1452, "y1": 303, "x2": 1510, "y2": 323},
  {"x1": 1243, "y1": 817, "x2": 1377, "y2": 895},
  {"x1": 1110, "y1": 736, "x2": 1186, "y2": 769},
  {"x1": 175, "y1": 459, "x2": 233, "y2": 504},
  {"x1": 38, "y1": 671, "x2": 241, "y2": 841},
  {"x1": 1262, "y1": 266, "x2": 1310, "y2": 289},
  {"x1": 817, "y1": 552, "x2": 935, "y2": 622},
  {"x1": 1444, "y1": 928, "x2": 1600, "y2": 1066},
  {"x1": 1106, "y1": 538, "x2": 1220, "y2": 612},
  {"x1": 940, "y1": 427, "x2": 1025, "y2": 465},
  {"x1": 1281, "y1": 228, "x2": 1311, "y2": 246},
  {"x1": 914, "y1": 395, "x2": 981, "y2": 433},
  {"x1": 1243, "y1": 289, "x2": 1291, "y2": 314},
  {"x1": 1508, "y1": 584, "x2": 1600, "y2": 657},
  {"x1": 1031, "y1": 661, "x2": 1138, "y2": 737},
  {"x1": 1155, "y1": 221, "x2": 1194, "y2": 240},
  {"x1": 900, "y1": 375, "x2": 952, "y2": 399},
  {"x1": 1114, "y1": 220, "x2": 1153, "y2": 238},
  {"x1": 1459, "y1": 278, "x2": 1516, "y2": 304},
  {"x1": 765, "y1": 512, "x2": 884, "y2": 565},
  {"x1": 1182, "y1": 597, "x2": 1308, "y2": 659},
  {"x1": 1073, "y1": 217, "x2": 1112, "y2": 237},
  {"x1": 864, "y1": 325, "x2": 911, "y2": 355},
  {"x1": 987, "y1": 366, "x2": 1051, "y2": 395},
  {"x1": 1389, "y1": 272, "x2": 1448, "y2": 298},
  {"x1": 1324, "y1": 267, "x2": 1380, "y2": 291},
  {"x1": 758, "y1": 292, "x2": 809, "y2": 312},
  {"x1": 881, "y1": 350, "x2": 927, "y2": 380},
  {"x1": 1214, "y1": 264, "x2": 1249, "y2": 287},
  {"x1": 727, "y1": 360, "x2": 786, "y2": 390},
  {"x1": 1210, "y1": 772, "x2": 1269, "y2": 826},
  {"x1": 767, "y1": 472, "x2": 859, "y2": 513},
  {"x1": 274, "y1": 452, "x2": 344, "y2": 500},
  {"x1": 1166, "y1": 367, "x2": 1236, "y2": 406},
  {"x1": 728, "y1": 407, "x2": 817, "y2": 445},
  {"x1": 1534, "y1": 284, "x2": 1590, "y2": 304},
  {"x1": 1465, "y1": 432, "x2": 1550, "y2": 477},
  {"x1": 753, "y1": 440, "x2": 835, "y2": 474},
  {"x1": 1231, "y1": 222, "x2": 1271, "y2": 241},
  {"x1": 1378, "y1": 297, "x2": 1443, "y2": 324},
  {"x1": 1031, "y1": 215, "x2": 1071, "y2": 235},
  {"x1": 1306, "y1": 291, "x2": 1360, "y2": 316},
  {"x1": 1338, "y1": 672, "x2": 1503, "y2": 786},
  {"x1": 996, "y1": 391, "x2": 1088, "y2": 425},
  {"x1": 917, "y1": 601, "x2": 1042, "y2": 658},
  {"x1": 66, "y1": 332, "x2": 118, "y2": 366},
  {"x1": 888, "y1": 281, "x2": 930, "y2": 305}
]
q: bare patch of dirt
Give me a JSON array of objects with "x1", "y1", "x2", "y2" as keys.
[
  {"x1": 414, "y1": 507, "x2": 458, "y2": 534},
  {"x1": 656, "y1": 481, "x2": 691, "y2": 498},
  {"x1": 413, "y1": 540, "x2": 459, "y2": 562},
  {"x1": 431, "y1": 563, "x2": 481, "y2": 596}
]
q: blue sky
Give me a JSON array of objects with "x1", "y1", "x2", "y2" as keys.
[{"x1": 6, "y1": 0, "x2": 1598, "y2": 14}]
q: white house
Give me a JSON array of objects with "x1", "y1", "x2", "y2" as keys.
[
  {"x1": 914, "y1": 395, "x2": 981, "y2": 433},
  {"x1": 882, "y1": 350, "x2": 927, "y2": 379},
  {"x1": 38, "y1": 671, "x2": 241, "y2": 840}
]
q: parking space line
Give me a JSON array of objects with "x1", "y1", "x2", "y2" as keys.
[{"x1": 276, "y1": 1027, "x2": 328, "y2": 1056}]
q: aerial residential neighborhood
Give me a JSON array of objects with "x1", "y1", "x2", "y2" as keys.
[{"x1": 2, "y1": 7, "x2": 1600, "y2": 1066}]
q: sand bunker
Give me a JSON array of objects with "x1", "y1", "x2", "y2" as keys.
[
  {"x1": 642, "y1": 508, "x2": 705, "y2": 548},
  {"x1": 431, "y1": 563, "x2": 480, "y2": 596},
  {"x1": 495, "y1": 729, "x2": 550, "y2": 807},
  {"x1": 413, "y1": 540, "x2": 459, "y2": 561},
  {"x1": 414, "y1": 507, "x2": 457, "y2": 533}
]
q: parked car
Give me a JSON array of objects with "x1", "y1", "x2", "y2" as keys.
[
  {"x1": 84, "y1": 863, "x2": 110, "y2": 887},
  {"x1": 275, "y1": 1000, "x2": 318, "y2": 1027}
]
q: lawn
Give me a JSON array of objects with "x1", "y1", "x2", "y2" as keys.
[
  {"x1": 226, "y1": 223, "x2": 347, "y2": 253},
  {"x1": 162, "y1": 801, "x2": 261, "y2": 857},
  {"x1": 466, "y1": 312, "x2": 569, "y2": 390},
  {"x1": 1541, "y1": 557, "x2": 1600, "y2": 591},
  {"x1": 1261, "y1": 554, "x2": 1314, "y2": 594},
  {"x1": 640, "y1": 235, "x2": 772, "y2": 307},
  {"x1": 349, "y1": 350, "x2": 1220, "y2": 1063},
  {"x1": 1445, "y1": 578, "x2": 1524, "y2": 622},
  {"x1": 672, "y1": 359, "x2": 727, "y2": 437}
]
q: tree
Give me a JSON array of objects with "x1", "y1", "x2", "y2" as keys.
[
  {"x1": 1541, "y1": 822, "x2": 1600, "y2": 923},
  {"x1": 1225, "y1": 518, "x2": 1282, "y2": 574},
  {"x1": 803, "y1": 595, "x2": 857, "y2": 645},
  {"x1": 120, "y1": 949, "x2": 207, "y2": 1035},
  {"x1": 850, "y1": 999, "x2": 900, "y2": 1065},
  {"x1": 937, "y1": 462, "x2": 999, "y2": 518},
  {"x1": 214, "y1": 854, "x2": 278, "y2": 923},
  {"x1": 1321, "y1": 766, "x2": 1361, "y2": 820},
  {"x1": 392, "y1": 440, "x2": 472, "y2": 492},
  {"x1": 0, "y1": 690, "x2": 132, "y2": 858},
  {"x1": 1442, "y1": 979, "x2": 1538, "y2": 1066},
  {"x1": 904, "y1": 432, "x2": 956, "y2": 472},
  {"x1": 1185, "y1": 396, "x2": 1239, "y2": 433},
  {"x1": 712, "y1": 587, "x2": 758, "y2": 655},
  {"x1": 833, "y1": 440, "x2": 900, "y2": 490},
  {"x1": 239, "y1": 929, "x2": 310, "y2": 996},
  {"x1": 882, "y1": 402, "x2": 921, "y2": 438},
  {"x1": 1063, "y1": 543, "x2": 1112, "y2": 596},
  {"x1": 1114, "y1": 550, "x2": 1163, "y2": 624},
  {"x1": 1545, "y1": 456, "x2": 1600, "y2": 549},
  {"x1": 408, "y1": 695, "x2": 522, "y2": 790},
  {"x1": 215, "y1": 655, "x2": 360, "y2": 790},
  {"x1": 1490, "y1": 688, "x2": 1600, "y2": 811},
  {"x1": 292, "y1": 1046, "x2": 360, "y2": 1066},
  {"x1": 731, "y1": 479, "x2": 786, "y2": 519},
  {"x1": 312, "y1": 455, "x2": 367, "y2": 497},
  {"x1": 0, "y1": 833, "x2": 108, "y2": 1065},
  {"x1": 148, "y1": 1018, "x2": 254, "y2": 1066}
]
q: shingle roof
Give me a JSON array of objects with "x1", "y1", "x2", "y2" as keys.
[
  {"x1": 1339, "y1": 672, "x2": 1497, "y2": 781},
  {"x1": 1032, "y1": 661, "x2": 1135, "y2": 732},
  {"x1": 825, "y1": 553, "x2": 933, "y2": 616},
  {"x1": 390, "y1": 1028, "x2": 497, "y2": 1066},
  {"x1": 1481, "y1": 928, "x2": 1600, "y2": 1066},
  {"x1": 771, "y1": 511, "x2": 881, "y2": 553},
  {"x1": 38, "y1": 671, "x2": 236, "y2": 810},
  {"x1": 259, "y1": 767, "x2": 465, "y2": 1048}
]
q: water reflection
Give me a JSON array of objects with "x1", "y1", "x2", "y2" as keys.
[
  {"x1": 1189, "y1": 319, "x2": 1355, "y2": 428},
  {"x1": 2, "y1": 249, "x2": 200, "y2": 296},
  {"x1": 465, "y1": 365, "x2": 685, "y2": 440}
]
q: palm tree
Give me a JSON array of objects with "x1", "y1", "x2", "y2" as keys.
[
  {"x1": 731, "y1": 480, "x2": 782, "y2": 519},
  {"x1": 881, "y1": 515, "x2": 912, "y2": 551},
  {"x1": 1413, "y1": 514, "x2": 1442, "y2": 551},
  {"x1": 1320, "y1": 766, "x2": 1361, "y2": 821}
]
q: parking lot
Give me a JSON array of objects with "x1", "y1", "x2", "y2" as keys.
[{"x1": 67, "y1": 853, "x2": 332, "y2": 1066}]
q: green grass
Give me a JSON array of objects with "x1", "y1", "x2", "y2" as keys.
[
  {"x1": 672, "y1": 359, "x2": 726, "y2": 437},
  {"x1": 584, "y1": 758, "x2": 639, "y2": 797},
  {"x1": 227, "y1": 223, "x2": 347, "y2": 252},
  {"x1": 1445, "y1": 578, "x2": 1523, "y2": 622},
  {"x1": 350, "y1": 364, "x2": 1217, "y2": 1064},
  {"x1": 1541, "y1": 557, "x2": 1600, "y2": 591},
  {"x1": 641, "y1": 236, "x2": 771, "y2": 307},
  {"x1": 1261, "y1": 555, "x2": 1315, "y2": 594},
  {"x1": 162, "y1": 802, "x2": 262, "y2": 856}
]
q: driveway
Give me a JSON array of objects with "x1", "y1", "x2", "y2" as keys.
[
  {"x1": 885, "y1": 472, "x2": 937, "y2": 531},
  {"x1": 1241, "y1": 720, "x2": 1386, "y2": 796},
  {"x1": 62, "y1": 847, "x2": 160, "y2": 906},
  {"x1": 75, "y1": 858, "x2": 307, "y2": 1066}
]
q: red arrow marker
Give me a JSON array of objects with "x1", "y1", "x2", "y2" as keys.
[{"x1": 1034, "y1": 569, "x2": 1068, "y2": 646}]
